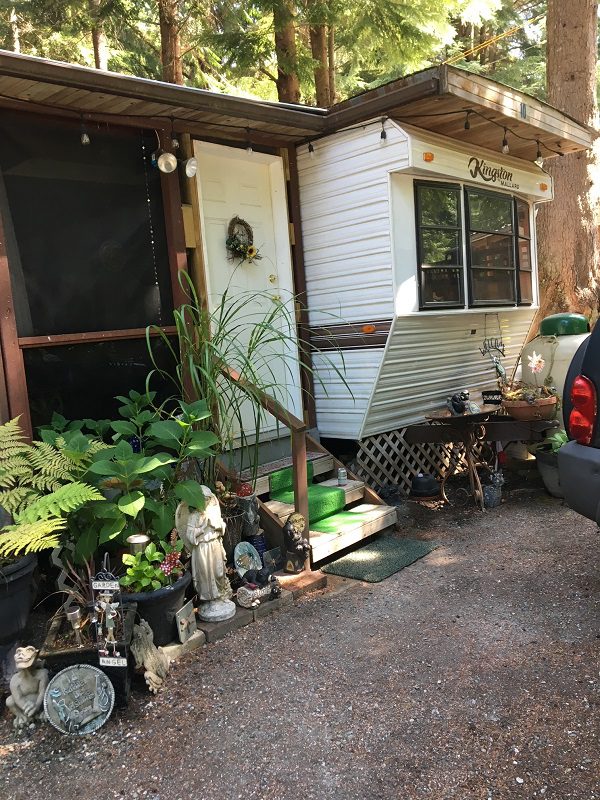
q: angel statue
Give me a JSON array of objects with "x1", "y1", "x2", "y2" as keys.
[{"x1": 175, "y1": 486, "x2": 236, "y2": 623}]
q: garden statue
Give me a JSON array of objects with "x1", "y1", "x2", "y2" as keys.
[
  {"x1": 6, "y1": 646, "x2": 49, "y2": 730},
  {"x1": 95, "y1": 591, "x2": 120, "y2": 655},
  {"x1": 237, "y1": 491, "x2": 260, "y2": 540},
  {"x1": 130, "y1": 619, "x2": 170, "y2": 694},
  {"x1": 175, "y1": 487, "x2": 236, "y2": 622},
  {"x1": 283, "y1": 512, "x2": 310, "y2": 574},
  {"x1": 446, "y1": 390, "x2": 480, "y2": 416}
]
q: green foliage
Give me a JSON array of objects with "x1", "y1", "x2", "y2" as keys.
[
  {"x1": 545, "y1": 429, "x2": 569, "y2": 453},
  {"x1": 0, "y1": 517, "x2": 66, "y2": 558},
  {"x1": 16, "y1": 482, "x2": 103, "y2": 524},
  {"x1": 120, "y1": 539, "x2": 184, "y2": 592}
]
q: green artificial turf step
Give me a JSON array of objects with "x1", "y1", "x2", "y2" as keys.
[
  {"x1": 265, "y1": 479, "x2": 365, "y2": 521},
  {"x1": 309, "y1": 503, "x2": 399, "y2": 563},
  {"x1": 270, "y1": 483, "x2": 345, "y2": 524}
]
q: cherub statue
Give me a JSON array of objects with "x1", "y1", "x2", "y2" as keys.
[
  {"x1": 6, "y1": 646, "x2": 49, "y2": 730},
  {"x1": 175, "y1": 486, "x2": 236, "y2": 622},
  {"x1": 283, "y1": 512, "x2": 310, "y2": 573},
  {"x1": 130, "y1": 619, "x2": 170, "y2": 694}
]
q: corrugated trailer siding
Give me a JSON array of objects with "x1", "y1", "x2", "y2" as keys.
[
  {"x1": 298, "y1": 124, "x2": 409, "y2": 327},
  {"x1": 312, "y1": 350, "x2": 384, "y2": 439},
  {"x1": 362, "y1": 309, "x2": 536, "y2": 436}
]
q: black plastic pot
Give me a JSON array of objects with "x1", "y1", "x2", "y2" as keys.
[
  {"x1": 535, "y1": 447, "x2": 564, "y2": 498},
  {"x1": 0, "y1": 553, "x2": 37, "y2": 645},
  {"x1": 121, "y1": 569, "x2": 192, "y2": 646}
]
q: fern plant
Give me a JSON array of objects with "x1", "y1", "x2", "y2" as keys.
[{"x1": 0, "y1": 419, "x2": 105, "y2": 560}]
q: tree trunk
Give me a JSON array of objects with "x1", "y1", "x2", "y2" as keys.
[
  {"x1": 9, "y1": 7, "x2": 19, "y2": 53},
  {"x1": 158, "y1": 0, "x2": 184, "y2": 85},
  {"x1": 273, "y1": 1, "x2": 300, "y2": 103},
  {"x1": 536, "y1": 0, "x2": 600, "y2": 321},
  {"x1": 309, "y1": 23, "x2": 329, "y2": 106},
  {"x1": 89, "y1": 0, "x2": 108, "y2": 70},
  {"x1": 327, "y1": 25, "x2": 335, "y2": 103}
]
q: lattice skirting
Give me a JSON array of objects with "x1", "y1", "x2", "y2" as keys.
[{"x1": 352, "y1": 428, "x2": 485, "y2": 495}]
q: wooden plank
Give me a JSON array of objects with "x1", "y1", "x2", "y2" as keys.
[
  {"x1": 18, "y1": 326, "x2": 177, "y2": 348},
  {"x1": 284, "y1": 145, "x2": 316, "y2": 428},
  {"x1": 179, "y1": 133, "x2": 208, "y2": 308},
  {"x1": 158, "y1": 130, "x2": 188, "y2": 310},
  {"x1": 291, "y1": 428, "x2": 309, "y2": 568},
  {"x1": 264, "y1": 478, "x2": 365, "y2": 519},
  {"x1": 404, "y1": 420, "x2": 557, "y2": 444},
  {"x1": 310, "y1": 504, "x2": 398, "y2": 563},
  {"x1": 0, "y1": 335, "x2": 9, "y2": 424}
]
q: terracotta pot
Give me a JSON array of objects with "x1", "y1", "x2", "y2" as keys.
[{"x1": 501, "y1": 396, "x2": 557, "y2": 421}]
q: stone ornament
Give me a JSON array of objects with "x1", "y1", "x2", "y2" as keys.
[
  {"x1": 6, "y1": 646, "x2": 49, "y2": 730},
  {"x1": 283, "y1": 512, "x2": 310, "y2": 574},
  {"x1": 44, "y1": 664, "x2": 114, "y2": 735},
  {"x1": 176, "y1": 487, "x2": 236, "y2": 623},
  {"x1": 130, "y1": 618, "x2": 170, "y2": 694}
]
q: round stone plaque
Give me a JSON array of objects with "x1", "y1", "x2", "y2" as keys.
[{"x1": 44, "y1": 664, "x2": 115, "y2": 735}]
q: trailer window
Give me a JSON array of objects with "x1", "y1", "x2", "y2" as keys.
[
  {"x1": 414, "y1": 181, "x2": 533, "y2": 310},
  {"x1": 415, "y1": 183, "x2": 463, "y2": 308}
]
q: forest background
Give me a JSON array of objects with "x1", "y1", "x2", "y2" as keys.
[{"x1": 0, "y1": 0, "x2": 598, "y2": 318}]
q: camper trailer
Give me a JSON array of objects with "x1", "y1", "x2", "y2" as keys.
[{"x1": 0, "y1": 53, "x2": 592, "y2": 561}]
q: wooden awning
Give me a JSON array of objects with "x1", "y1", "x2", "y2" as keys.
[
  {"x1": 0, "y1": 51, "x2": 593, "y2": 159},
  {"x1": 327, "y1": 65, "x2": 595, "y2": 161}
]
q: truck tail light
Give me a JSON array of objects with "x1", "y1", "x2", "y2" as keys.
[{"x1": 569, "y1": 374, "x2": 597, "y2": 445}]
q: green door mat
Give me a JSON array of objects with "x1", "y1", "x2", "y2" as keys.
[{"x1": 321, "y1": 536, "x2": 438, "y2": 583}]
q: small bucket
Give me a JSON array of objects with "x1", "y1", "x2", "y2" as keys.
[{"x1": 483, "y1": 484, "x2": 502, "y2": 509}]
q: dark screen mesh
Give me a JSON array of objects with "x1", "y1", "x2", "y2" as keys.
[
  {"x1": 0, "y1": 112, "x2": 173, "y2": 336},
  {"x1": 24, "y1": 337, "x2": 179, "y2": 429}
]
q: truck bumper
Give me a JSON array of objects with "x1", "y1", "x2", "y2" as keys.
[{"x1": 558, "y1": 439, "x2": 600, "y2": 525}]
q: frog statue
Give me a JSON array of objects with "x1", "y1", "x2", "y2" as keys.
[{"x1": 6, "y1": 646, "x2": 49, "y2": 730}]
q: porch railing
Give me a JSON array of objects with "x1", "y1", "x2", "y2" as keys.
[{"x1": 222, "y1": 366, "x2": 310, "y2": 570}]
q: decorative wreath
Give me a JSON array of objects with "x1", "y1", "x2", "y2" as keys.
[{"x1": 225, "y1": 216, "x2": 261, "y2": 263}]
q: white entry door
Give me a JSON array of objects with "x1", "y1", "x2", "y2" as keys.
[{"x1": 194, "y1": 141, "x2": 302, "y2": 439}]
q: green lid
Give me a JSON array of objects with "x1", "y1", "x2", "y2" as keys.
[{"x1": 539, "y1": 313, "x2": 589, "y2": 336}]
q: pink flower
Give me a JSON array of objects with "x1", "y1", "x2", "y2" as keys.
[{"x1": 527, "y1": 351, "x2": 545, "y2": 375}]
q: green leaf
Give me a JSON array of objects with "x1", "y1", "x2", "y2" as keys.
[
  {"x1": 174, "y1": 480, "x2": 206, "y2": 509},
  {"x1": 120, "y1": 574, "x2": 133, "y2": 586},
  {"x1": 135, "y1": 454, "x2": 176, "y2": 474},
  {"x1": 144, "y1": 542, "x2": 157, "y2": 560},
  {"x1": 87, "y1": 459, "x2": 119, "y2": 477},
  {"x1": 122, "y1": 553, "x2": 137, "y2": 566},
  {"x1": 147, "y1": 420, "x2": 184, "y2": 447},
  {"x1": 179, "y1": 399, "x2": 211, "y2": 421},
  {"x1": 140, "y1": 576, "x2": 151, "y2": 587},
  {"x1": 187, "y1": 430, "x2": 219, "y2": 453},
  {"x1": 99, "y1": 515, "x2": 127, "y2": 544},
  {"x1": 111, "y1": 420, "x2": 137, "y2": 437},
  {"x1": 74, "y1": 527, "x2": 98, "y2": 563},
  {"x1": 118, "y1": 491, "x2": 145, "y2": 518},
  {"x1": 151, "y1": 580, "x2": 162, "y2": 590}
]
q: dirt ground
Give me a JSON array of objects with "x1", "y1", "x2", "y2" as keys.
[{"x1": 1, "y1": 466, "x2": 599, "y2": 800}]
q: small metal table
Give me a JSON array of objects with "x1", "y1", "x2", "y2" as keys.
[{"x1": 405, "y1": 407, "x2": 558, "y2": 510}]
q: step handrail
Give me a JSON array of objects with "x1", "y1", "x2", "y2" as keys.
[{"x1": 222, "y1": 366, "x2": 310, "y2": 565}]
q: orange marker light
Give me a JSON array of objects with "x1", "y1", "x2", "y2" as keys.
[
  {"x1": 540, "y1": 182, "x2": 549, "y2": 191},
  {"x1": 362, "y1": 324, "x2": 377, "y2": 334},
  {"x1": 423, "y1": 152, "x2": 435, "y2": 163}
]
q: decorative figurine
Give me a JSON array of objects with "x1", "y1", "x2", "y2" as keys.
[
  {"x1": 282, "y1": 512, "x2": 310, "y2": 574},
  {"x1": 6, "y1": 646, "x2": 49, "y2": 730},
  {"x1": 175, "y1": 486, "x2": 236, "y2": 623},
  {"x1": 94, "y1": 591, "x2": 121, "y2": 656},
  {"x1": 237, "y1": 490, "x2": 261, "y2": 540},
  {"x1": 130, "y1": 619, "x2": 171, "y2": 694},
  {"x1": 446, "y1": 390, "x2": 480, "y2": 416}
]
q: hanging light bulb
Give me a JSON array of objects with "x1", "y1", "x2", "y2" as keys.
[
  {"x1": 464, "y1": 111, "x2": 471, "y2": 131},
  {"x1": 534, "y1": 140, "x2": 544, "y2": 168},
  {"x1": 380, "y1": 118, "x2": 387, "y2": 143},
  {"x1": 170, "y1": 117, "x2": 179, "y2": 150},
  {"x1": 502, "y1": 128, "x2": 509, "y2": 155},
  {"x1": 245, "y1": 127, "x2": 253, "y2": 155},
  {"x1": 308, "y1": 141, "x2": 315, "y2": 159},
  {"x1": 80, "y1": 115, "x2": 90, "y2": 146},
  {"x1": 183, "y1": 157, "x2": 198, "y2": 178}
]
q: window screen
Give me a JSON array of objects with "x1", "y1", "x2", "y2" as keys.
[
  {"x1": 0, "y1": 112, "x2": 173, "y2": 337},
  {"x1": 466, "y1": 189, "x2": 516, "y2": 306}
]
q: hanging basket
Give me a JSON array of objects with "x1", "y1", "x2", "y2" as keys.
[{"x1": 501, "y1": 395, "x2": 557, "y2": 421}]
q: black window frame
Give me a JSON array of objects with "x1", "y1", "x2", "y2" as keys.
[
  {"x1": 415, "y1": 181, "x2": 464, "y2": 311},
  {"x1": 414, "y1": 180, "x2": 534, "y2": 311}
]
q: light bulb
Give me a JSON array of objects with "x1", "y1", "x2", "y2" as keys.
[
  {"x1": 80, "y1": 131, "x2": 90, "y2": 146},
  {"x1": 183, "y1": 157, "x2": 198, "y2": 177},
  {"x1": 154, "y1": 151, "x2": 178, "y2": 173},
  {"x1": 502, "y1": 129, "x2": 509, "y2": 155}
]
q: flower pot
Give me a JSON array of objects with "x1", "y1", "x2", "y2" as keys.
[
  {"x1": 121, "y1": 569, "x2": 192, "y2": 646},
  {"x1": 502, "y1": 396, "x2": 557, "y2": 421},
  {"x1": 0, "y1": 553, "x2": 37, "y2": 646},
  {"x1": 535, "y1": 447, "x2": 564, "y2": 498}
]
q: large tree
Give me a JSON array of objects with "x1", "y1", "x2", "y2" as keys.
[{"x1": 536, "y1": 0, "x2": 600, "y2": 320}]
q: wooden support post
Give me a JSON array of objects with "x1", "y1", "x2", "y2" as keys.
[
  {"x1": 0, "y1": 205, "x2": 31, "y2": 436},
  {"x1": 159, "y1": 130, "x2": 188, "y2": 310},
  {"x1": 291, "y1": 427, "x2": 310, "y2": 571}
]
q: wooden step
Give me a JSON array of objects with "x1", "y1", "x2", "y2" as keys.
[
  {"x1": 252, "y1": 454, "x2": 334, "y2": 496},
  {"x1": 263, "y1": 478, "x2": 365, "y2": 521},
  {"x1": 309, "y1": 504, "x2": 398, "y2": 563}
]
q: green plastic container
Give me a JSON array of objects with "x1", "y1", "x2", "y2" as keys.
[{"x1": 539, "y1": 313, "x2": 589, "y2": 336}]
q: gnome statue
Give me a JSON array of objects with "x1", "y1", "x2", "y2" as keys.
[{"x1": 175, "y1": 486, "x2": 236, "y2": 623}]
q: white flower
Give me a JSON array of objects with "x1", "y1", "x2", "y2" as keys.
[{"x1": 527, "y1": 351, "x2": 545, "y2": 374}]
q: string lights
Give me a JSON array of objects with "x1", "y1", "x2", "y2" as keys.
[
  {"x1": 80, "y1": 114, "x2": 90, "y2": 146},
  {"x1": 380, "y1": 117, "x2": 387, "y2": 143},
  {"x1": 502, "y1": 127, "x2": 509, "y2": 155}
]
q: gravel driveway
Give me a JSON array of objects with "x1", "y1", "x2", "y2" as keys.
[{"x1": 1, "y1": 482, "x2": 599, "y2": 800}]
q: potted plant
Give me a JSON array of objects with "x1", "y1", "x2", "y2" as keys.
[
  {"x1": 532, "y1": 429, "x2": 568, "y2": 498},
  {"x1": 0, "y1": 418, "x2": 104, "y2": 646},
  {"x1": 500, "y1": 351, "x2": 558, "y2": 421}
]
